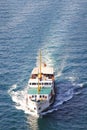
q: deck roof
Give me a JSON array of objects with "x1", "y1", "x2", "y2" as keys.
[{"x1": 31, "y1": 67, "x2": 54, "y2": 75}]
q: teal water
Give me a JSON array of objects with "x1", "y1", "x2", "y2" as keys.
[{"x1": 0, "y1": 0, "x2": 87, "y2": 130}]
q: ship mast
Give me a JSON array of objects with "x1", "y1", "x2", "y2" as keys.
[
  {"x1": 40, "y1": 50, "x2": 42, "y2": 77},
  {"x1": 38, "y1": 50, "x2": 42, "y2": 93},
  {"x1": 38, "y1": 50, "x2": 42, "y2": 80}
]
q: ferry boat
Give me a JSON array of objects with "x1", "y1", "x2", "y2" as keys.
[{"x1": 26, "y1": 51, "x2": 55, "y2": 116}]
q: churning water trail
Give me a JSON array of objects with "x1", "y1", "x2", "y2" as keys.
[
  {"x1": 8, "y1": 84, "x2": 27, "y2": 111},
  {"x1": 8, "y1": 81, "x2": 87, "y2": 117}
]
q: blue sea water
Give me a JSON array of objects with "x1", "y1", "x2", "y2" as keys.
[{"x1": 0, "y1": 0, "x2": 87, "y2": 130}]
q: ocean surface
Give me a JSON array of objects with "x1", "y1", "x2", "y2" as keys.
[{"x1": 0, "y1": 0, "x2": 87, "y2": 130}]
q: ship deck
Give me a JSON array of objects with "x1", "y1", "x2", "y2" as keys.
[{"x1": 28, "y1": 87, "x2": 51, "y2": 95}]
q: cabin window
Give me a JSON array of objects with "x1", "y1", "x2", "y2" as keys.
[
  {"x1": 45, "y1": 96, "x2": 47, "y2": 99},
  {"x1": 32, "y1": 74, "x2": 37, "y2": 79},
  {"x1": 32, "y1": 83, "x2": 36, "y2": 85},
  {"x1": 45, "y1": 83, "x2": 48, "y2": 85},
  {"x1": 32, "y1": 95, "x2": 34, "y2": 98},
  {"x1": 29, "y1": 96, "x2": 31, "y2": 99},
  {"x1": 40, "y1": 95, "x2": 41, "y2": 98}
]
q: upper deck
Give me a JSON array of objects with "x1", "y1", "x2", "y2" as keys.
[{"x1": 30, "y1": 66, "x2": 54, "y2": 81}]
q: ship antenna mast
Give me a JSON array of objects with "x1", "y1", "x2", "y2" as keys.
[
  {"x1": 38, "y1": 50, "x2": 42, "y2": 80},
  {"x1": 40, "y1": 50, "x2": 42, "y2": 77},
  {"x1": 38, "y1": 50, "x2": 42, "y2": 93}
]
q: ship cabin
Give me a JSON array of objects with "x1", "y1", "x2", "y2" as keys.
[
  {"x1": 30, "y1": 66, "x2": 54, "y2": 80},
  {"x1": 28, "y1": 66, "x2": 55, "y2": 102}
]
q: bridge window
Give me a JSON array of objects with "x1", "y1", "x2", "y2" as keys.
[
  {"x1": 32, "y1": 95, "x2": 34, "y2": 98},
  {"x1": 32, "y1": 83, "x2": 37, "y2": 85},
  {"x1": 48, "y1": 83, "x2": 52, "y2": 85}
]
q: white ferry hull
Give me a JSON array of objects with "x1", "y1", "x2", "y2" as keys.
[
  {"x1": 27, "y1": 94, "x2": 55, "y2": 116},
  {"x1": 26, "y1": 51, "x2": 55, "y2": 117}
]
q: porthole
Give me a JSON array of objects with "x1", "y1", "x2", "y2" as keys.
[{"x1": 45, "y1": 96, "x2": 47, "y2": 99}]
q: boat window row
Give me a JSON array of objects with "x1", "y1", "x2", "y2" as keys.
[
  {"x1": 29, "y1": 95, "x2": 47, "y2": 99},
  {"x1": 29, "y1": 82, "x2": 52, "y2": 85},
  {"x1": 31, "y1": 74, "x2": 54, "y2": 79}
]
